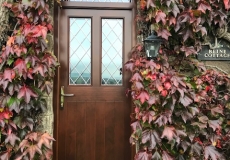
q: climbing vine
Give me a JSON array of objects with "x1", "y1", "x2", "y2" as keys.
[
  {"x1": 126, "y1": 0, "x2": 230, "y2": 159},
  {"x1": 0, "y1": 0, "x2": 58, "y2": 159}
]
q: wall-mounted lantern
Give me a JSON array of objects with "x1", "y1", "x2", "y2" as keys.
[{"x1": 143, "y1": 31, "x2": 164, "y2": 59}]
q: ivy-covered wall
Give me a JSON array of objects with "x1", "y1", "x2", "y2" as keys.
[
  {"x1": 0, "y1": 0, "x2": 54, "y2": 135},
  {"x1": 135, "y1": 0, "x2": 230, "y2": 75}
]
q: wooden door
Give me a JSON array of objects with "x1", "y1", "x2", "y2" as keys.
[{"x1": 57, "y1": 8, "x2": 132, "y2": 160}]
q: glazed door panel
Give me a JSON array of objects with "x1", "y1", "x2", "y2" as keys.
[{"x1": 58, "y1": 9, "x2": 132, "y2": 160}]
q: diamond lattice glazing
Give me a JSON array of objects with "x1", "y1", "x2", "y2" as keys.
[
  {"x1": 101, "y1": 19, "x2": 123, "y2": 85},
  {"x1": 69, "y1": 18, "x2": 91, "y2": 85}
]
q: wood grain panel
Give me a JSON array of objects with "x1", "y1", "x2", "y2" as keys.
[
  {"x1": 58, "y1": 101, "x2": 131, "y2": 160},
  {"x1": 115, "y1": 101, "x2": 125, "y2": 160},
  {"x1": 57, "y1": 8, "x2": 132, "y2": 160},
  {"x1": 85, "y1": 101, "x2": 96, "y2": 160},
  {"x1": 105, "y1": 101, "x2": 115, "y2": 160},
  {"x1": 95, "y1": 101, "x2": 105, "y2": 159}
]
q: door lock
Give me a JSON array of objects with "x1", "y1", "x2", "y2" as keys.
[{"x1": 60, "y1": 86, "x2": 74, "y2": 108}]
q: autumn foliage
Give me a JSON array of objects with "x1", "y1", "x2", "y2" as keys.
[
  {"x1": 0, "y1": 0, "x2": 58, "y2": 159},
  {"x1": 126, "y1": 0, "x2": 230, "y2": 160}
]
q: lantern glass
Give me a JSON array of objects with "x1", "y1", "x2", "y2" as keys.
[
  {"x1": 143, "y1": 32, "x2": 164, "y2": 59},
  {"x1": 145, "y1": 41, "x2": 161, "y2": 58}
]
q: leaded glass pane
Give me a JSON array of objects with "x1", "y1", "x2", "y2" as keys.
[
  {"x1": 69, "y1": 18, "x2": 91, "y2": 85},
  {"x1": 101, "y1": 19, "x2": 123, "y2": 85}
]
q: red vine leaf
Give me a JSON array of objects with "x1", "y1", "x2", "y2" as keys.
[
  {"x1": 37, "y1": 132, "x2": 55, "y2": 149},
  {"x1": 157, "y1": 28, "x2": 171, "y2": 40},
  {"x1": 27, "y1": 145, "x2": 43, "y2": 158},
  {"x1": 161, "y1": 126, "x2": 176, "y2": 141},
  {"x1": 198, "y1": 116, "x2": 209, "y2": 123},
  {"x1": 223, "y1": 0, "x2": 230, "y2": 10},
  {"x1": 136, "y1": 91, "x2": 149, "y2": 104},
  {"x1": 198, "y1": 1, "x2": 211, "y2": 13},
  {"x1": 155, "y1": 10, "x2": 166, "y2": 24},
  {"x1": 179, "y1": 28, "x2": 194, "y2": 42},
  {"x1": 32, "y1": 25, "x2": 47, "y2": 39},
  {"x1": 23, "y1": 23, "x2": 32, "y2": 36},
  {"x1": 188, "y1": 107, "x2": 199, "y2": 116},
  {"x1": 191, "y1": 122, "x2": 207, "y2": 129},
  {"x1": 17, "y1": 85, "x2": 38, "y2": 103},
  {"x1": 208, "y1": 120, "x2": 220, "y2": 131},
  {"x1": 147, "y1": 95, "x2": 158, "y2": 105},
  {"x1": 172, "y1": 4, "x2": 180, "y2": 17},
  {"x1": 142, "y1": 130, "x2": 161, "y2": 150},
  {"x1": 162, "y1": 151, "x2": 173, "y2": 160},
  {"x1": 190, "y1": 142, "x2": 202, "y2": 156},
  {"x1": 152, "y1": 151, "x2": 161, "y2": 160},
  {"x1": 211, "y1": 106, "x2": 223, "y2": 115},
  {"x1": 135, "y1": 82, "x2": 144, "y2": 90},
  {"x1": 180, "y1": 46, "x2": 197, "y2": 56},
  {"x1": 169, "y1": 16, "x2": 176, "y2": 26},
  {"x1": 25, "y1": 132, "x2": 38, "y2": 141},
  {"x1": 177, "y1": 111, "x2": 193, "y2": 123},
  {"x1": 25, "y1": 56, "x2": 40, "y2": 67},
  {"x1": 13, "y1": 44, "x2": 27, "y2": 57},
  {"x1": 18, "y1": 139, "x2": 29, "y2": 152},
  {"x1": 179, "y1": 95, "x2": 193, "y2": 107},
  {"x1": 146, "y1": 0, "x2": 155, "y2": 8},
  {"x1": 131, "y1": 73, "x2": 143, "y2": 82},
  {"x1": 5, "y1": 132, "x2": 20, "y2": 146},
  {"x1": 204, "y1": 145, "x2": 222, "y2": 160},
  {"x1": 131, "y1": 121, "x2": 142, "y2": 131},
  {"x1": 125, "y1": 62, "x2": 134, "y2": 71},
  {"x1": 42, "y1": 53, "x2": 58, "y2": 66},
  {"x1": 33, "y1": 63, "x2": 48, "y2": 77},
  {"x1": 0, "y1": 151, "x2": 9, "y2": 160},
  {"x1": 39, "y1": 81, "x2": 53, "y2": 94},
  {"x1": 155, "y1": 111, "x2": 172, "y2": 126},
  {"x1": 7, "y1": 36, "x2": 15, "y2": 47},
  {"x1": 13, "y1": 58, "x2": 27, "y2": 76},
  {"x1": 41, "y1": 148, "x2": 53, "y2": 160},
  {"x1": 3, "y1": 69, "x2": 15, "y2": 82},
  {"x1": 15, "y1": 35, "x2": 25, "y2": 45},
  {"x1": 142, "y1": 111, "x2": 155, "y2": 123},
  {"x1": 195, "y1": 25, "x2": 207, "y2": 36},
  {"x1": 135, "y1": 151, "x2": 151, "y2": 160}
]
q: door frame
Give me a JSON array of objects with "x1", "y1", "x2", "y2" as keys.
[{"x1": 53, "y1": 1, "x2": 136, "y2": 159}]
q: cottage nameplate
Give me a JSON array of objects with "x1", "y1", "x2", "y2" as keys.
[{"x1": 197, "y1": 46, "x2": 230, "y2": 60}]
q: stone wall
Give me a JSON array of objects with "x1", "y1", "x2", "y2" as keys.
[
  {"x1": 0, "y1": 0, "x2": 10, "y2": 48},
  {"x1": 204, "y1": 61, "x2": 230, "y2": 75},
  {"x1": 35, "y1": 4, "x2": 55, "y2": 135},
  {"x1": 36, "y1": 93, "x2": 54, "y2": 136}
]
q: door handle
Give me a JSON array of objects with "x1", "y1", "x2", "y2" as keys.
[
  {"x1": 61, "y1": 93, "x2": 74, "y2": 97},
  {"x1": 60, "y1": 86, "x2": 74, "y2": 108}
]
